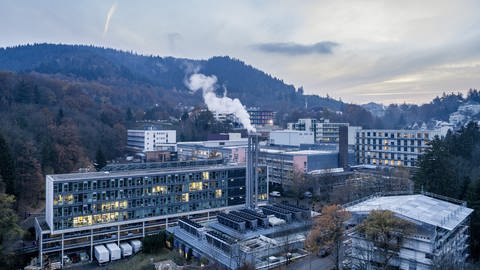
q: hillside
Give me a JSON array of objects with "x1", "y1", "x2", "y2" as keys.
[{"x1": 0, "y1": 44, "x2": 345, "y2": 112}]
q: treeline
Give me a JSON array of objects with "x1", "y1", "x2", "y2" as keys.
[{"x1": 414, "y1": 121, "x2": 480, "y2": 259}]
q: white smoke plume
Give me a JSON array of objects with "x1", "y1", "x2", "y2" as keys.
[
  {"x1": 186, "y1": 73, "x2": 256, "y2": 132},
  {"x1": 103, "y1": 3, "x2": 117, "y2": 37}
]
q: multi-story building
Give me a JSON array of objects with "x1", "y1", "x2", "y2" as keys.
[
  {"x1": 177, "y1": 139, "x2": 248, "y2": 163},
  {"x1": 247, "y1": 107, "x2": 275, "y2": 126},
  {"x1": 127, "y1": 129, "x2": 176, "y2": 152},
  {"x1": 287, "y1": 118, "x2": 354, "y2": 143},
  {"x1": 316, "y1": 119, "x2": 350, "y2": 143},
  {"x1": 287, "y1": 118, "x2": 317, "y2": 135},
  {"x1": 354, "y1": 128, "x2": 448, "y2": 167},
  {"x1": 345, "y1": 193, "x2": 473, "y2": 270},
  {"x1": 35, "y1": 162, "x2": 267, "y2": 268},
  {"x1": 259, "y1": 149, "x2": 340, "y2": 187}
]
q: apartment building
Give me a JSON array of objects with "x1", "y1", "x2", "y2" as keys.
[
  {"x1": 35, "y1": 163, "x2": 267, "y2": 268},
  {"x1": 354, "y1": 128, "x2": 448, "y2": 167},
  {"x1": 127, "y1": 129, "x2": 176, "y2": 152},
  {"x1": 345, "y1": 194, "x2": 473, "y2": 269}
]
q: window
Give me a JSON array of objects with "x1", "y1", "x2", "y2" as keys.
[
  {"x1": 189, "y1": 182, "x2": 203, "y2": 191},
  {"x1": 182, "y1": 193, "x2": 189, "y2": 202},
  {"x1": 215, "y1": 189, "x2": 222, "y2": 198}
]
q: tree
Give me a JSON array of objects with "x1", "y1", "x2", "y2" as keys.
[
  {"x1": 357, "y1": 210, "x2": 415, "y2": 269},
  {"x1": 306, "y1": 205, "x2": 351, "y2": 269},
  {"x1": 142, "y1": 231, "x2": 166, "y2": 254},
  {"x1": 94, "y1": 148, "x2": 107, "y2": 171},
  {"x1": 0, "y1": 194, "x2": 23, "y2": 268},
  {"x1": 0, "y1": 134, "x2": 15, "y2": 195}
]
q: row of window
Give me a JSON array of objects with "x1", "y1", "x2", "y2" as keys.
[
  {"x1": 356, "y1": 131, "x2": 432, "y2": 139},
  {"x1": 53, "y1": 182, "x2": 230, "y2": 206},
  {"x1": 52, "y1": 171, "x2": 231, "y2": 193}
]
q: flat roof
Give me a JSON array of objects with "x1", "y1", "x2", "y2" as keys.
[
  {"x1": 284, "y1": 150, "x2": 336, "y2": 155},
  {"x1": 346, "y1": 194, "x2": 473, "y2": 231},
  {"x1": 48, "y1": 164, "x2": 246, "y2": 182},
  {"x1": 260, "y1": 149, "x2": 336, "y2": 155}
]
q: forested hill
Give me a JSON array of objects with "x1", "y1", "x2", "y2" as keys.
[{"x1": 0, "y1": 43, "x2": 344, "y2": 112}]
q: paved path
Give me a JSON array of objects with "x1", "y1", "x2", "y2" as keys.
[{"x1": 287, "y1": 254, "x2": 334, "y2": 270}]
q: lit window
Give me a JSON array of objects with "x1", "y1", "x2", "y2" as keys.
[
  {"x1": 202, "y1": 171, "x2": 209, "y2": 180},
  {"x1": 182, "y1": 193, "x2": 189, "y2": 202},
  {"x1": 215, "y1": 189, "x2": 222, "y2": 198},
  {"x1": 189, "y1": 182, "x2": 203, "y2": 191},
  {"x1": 153, "y1": 185, "x2": 167, "y2": 194}
]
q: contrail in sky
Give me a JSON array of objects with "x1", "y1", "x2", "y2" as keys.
[{"x1": 103, "y1": 3, "x2": 117, "y2": 37}]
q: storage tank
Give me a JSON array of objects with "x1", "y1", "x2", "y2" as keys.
[
  {"x1": 129, "y1": 240, "x2": 142, "y2": 253},
  {"x1": 120, "y1": 242, "x2": 133, "y2": 257},
  {"x1": 94, "y1": 245, "x2": 110, "y2": 264},
  {"x1": 106, "y1": 243, "x2": 121, "y2": 261}
]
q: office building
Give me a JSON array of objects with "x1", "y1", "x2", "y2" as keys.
[
  {"x1": 127, "y1": 129, "x2": 176, "y2": 152},
  {"x1": 288, "y1": 118, "x2": 358, "y2": 144},
  {"x1": 247, "y1": 107, "x2": 275, "y2": 126},
  {"x1": 177, "y1": 139, "x2": 248, "y2": 163},
  {"x1": 259, "y1": 149, "x2": 340, "y2": 186},
  {"x1": 354, "y1": 128, "x2": 449, "y2": 167},
  {"x1": 35, "y1": 162, "x2": 267, "y2": 268},
  {"x1": 345, "y1": 194, "x2": 473, "y2": 270}
]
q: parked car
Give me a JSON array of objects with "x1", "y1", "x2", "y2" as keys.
[
  {"x1": 318, "y1": 246, "x2": 332, "y2": 257},
  {"x1": 303, "y1": 191, "x2": 313, "y2": 198},
  {"x1": 270, "y1": 191, "x2": 281, "y2": 197}
]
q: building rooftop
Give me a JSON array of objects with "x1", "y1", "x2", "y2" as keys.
[
  {"x1": 346, "y1": 194, "x2": 473, "y2": 231},
  {"x1": 284, "y1": 150, "x2": 336, "y2": 155},
  {"x1": 48, "y1": 164, "x2": 246, "y2": 182}
]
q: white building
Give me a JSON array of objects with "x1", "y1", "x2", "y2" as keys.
[
  {"x1": 345, "y1": 194, "x2": 473, "y2": 270},
  {"x1": 127, "y1": 129, "x2": 176, "y2": 152},
  {"x1": 269, "y1": 130, "x2": 315, "y2": 146},
  {"x1": 355, "y1": 128, "x2": 449, "y2": 167},
  {"x1": 288, "y1": 118, "x2": 355, "y2": 143}
]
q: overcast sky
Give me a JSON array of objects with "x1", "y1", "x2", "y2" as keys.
[{"x1": 1, "y1": 0, "x2": 480, "y2": 104}]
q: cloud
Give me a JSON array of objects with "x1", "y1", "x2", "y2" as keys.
[
  {"x1": 103, "y1": 3, "x2": 117, "y2": 37},
  {"x1": 253, "y1": 41, "x2": 339, "y2": 55}
]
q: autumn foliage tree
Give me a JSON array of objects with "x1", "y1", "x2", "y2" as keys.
[{"x1": 306, "y1": 204, "x2": 351, "y2": 270}]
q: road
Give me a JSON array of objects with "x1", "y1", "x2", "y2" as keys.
[{"x1": 287, "y1": 254, "x2": 334, "y2": 270}]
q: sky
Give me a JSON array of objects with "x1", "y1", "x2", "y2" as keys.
[{"x1": 1, "y1": 1, "x2": 480, "y2": 105}]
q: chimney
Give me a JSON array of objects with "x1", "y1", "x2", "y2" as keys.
[{"x1": 246, "y1": 133, "x2": 259, "y2": 209}]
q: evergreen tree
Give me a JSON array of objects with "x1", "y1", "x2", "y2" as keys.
[
  {"x1": 0, "y1": 134, "x2": 16, "y2": 196},
  {"x1": 94, "y1": 148, "x2": 107, "y2": 171}
]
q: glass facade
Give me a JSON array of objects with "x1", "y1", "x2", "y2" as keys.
[{"x1": 49, "y1": 166, "x2": 268, "y2": 231}]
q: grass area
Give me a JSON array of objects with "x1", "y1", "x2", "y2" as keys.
[{"x1": 109, "y1": 249, "x2": 173, "y2": 270}]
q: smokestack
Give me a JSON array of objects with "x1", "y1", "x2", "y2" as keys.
[{"x1": 246, "y1": 133, "x2": 259, "y2": 209}]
